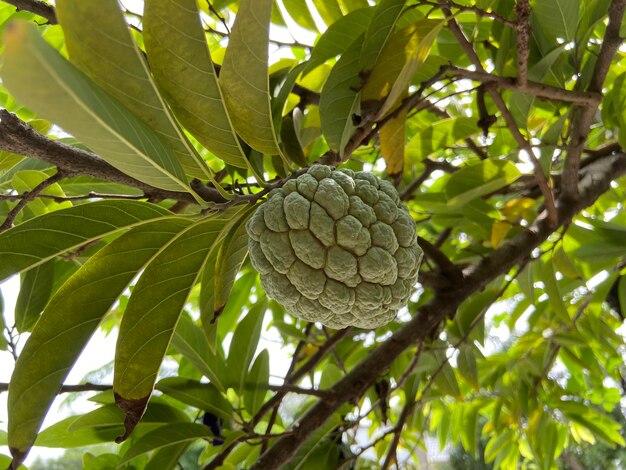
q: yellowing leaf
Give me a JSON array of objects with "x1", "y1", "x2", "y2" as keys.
[
  {"x1": 491, "y1": 220, "x2": 512, "y2": 248},
  {"x1": 379, "y1": 107, "x2": 407, "y2": 176},
  {"x1": 363, "y1": 19, "x2": 443, "y2": 117},
  {"x1": 500, "y1": 197, "x2": 535, "y2": 222}
]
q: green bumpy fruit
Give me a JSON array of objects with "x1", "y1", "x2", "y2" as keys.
[{"x1": 246, "y1": 165, "x2": 423, "y2": 329}]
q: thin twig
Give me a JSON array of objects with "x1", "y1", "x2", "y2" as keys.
[{"x1": 0, "y1": 171, "x2": 64, "y2": 232}]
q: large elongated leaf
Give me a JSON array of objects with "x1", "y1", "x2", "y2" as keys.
[
  {"x1": 303, "y1": 7, "x2": 374, "y2": 75},
  {"x1": 143, "y1": 0, "x2": 248, "y2": 169},
  {"x1": 379, "y1": 108, "x2": 407, "y2": 176},
  {"x1": 446, "y1": 160, "x2": 521, "y2": 208},
  {"x1": 359, "y1": 0, "x2": 406, "y2": 72},
  {"x1": 213, "y1": 206, "x2": 257, "y2": 314},
  {"x1": 1, "y1": 22, "x2": 193, "y2": 194},
  {"x1": 14, "y1": 259, "x2": 54, "y2": 332},
  {"x1": 243, "y1": 349, "x2": 270, "y2": 415},
  {"x1": 219, "y1": 0, "x2": 281, "y2": 155},
  {"x1": 533, "y1": 0, "x2": 579, "y2": 42},
  {"x1": 371, "y1": 20, "x2": 443, "y2": 118},
  {"x1": 200, "y1": 205, "x2": 255, "y2": 322},
  {"x1": 171, "y1": 313, "x2": 227, "y2": 392},
  {"x1": 406, "y1": 117, "x2": 481, "y2": 160},
  {"x1": 319, "y1": 36, "x2": 364, "y2": 155},
  {"x1": 55, "y1": 0, "x2": 211, "y2": 180},
  {"x1": 120, "y1": 423, "x2": 215, "y2": 465},
  {"x1": 7, "y1": 218, "x2": 189, "y2": 466},
  {"x1": 0, "y1": 200, "x2": 172, "y2": 282},
  {"x1": 114, "y1": 215, "x2": 233, "y2": 439},
  {"x1": 156, "y1": 377, "x2": 232, "y2": 420},
  {"x1": 313, "y1": 0, "x2": 344, "y2": 26},
  {"x1": 282, "y1": 0, "x2": 318, "y2": 31},
  {"x1": 227, "y1": 300, "x2": 267, "y2": 392}
]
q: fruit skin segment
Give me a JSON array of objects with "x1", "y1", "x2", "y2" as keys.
[{"x1": 246, "y1": 165, "x2": 423, "y2": 329}]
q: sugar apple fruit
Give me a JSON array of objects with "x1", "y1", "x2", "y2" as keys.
[{"x1": 246, "y1": 165, "x2": 423, "y2": 329}]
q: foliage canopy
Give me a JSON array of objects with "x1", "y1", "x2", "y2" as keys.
[{"x1": 0, "y1": 0, "x2": 625, "y2": 469}]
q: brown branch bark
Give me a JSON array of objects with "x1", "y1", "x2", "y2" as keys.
[
  {"x1": 251, "y1": 153, "x2": 626, "y2": 469},
  {"x1": 514, "y1": 0, "x2": 532, "y2": 87},
  {"x1": 0, "y1": 110, "x2": 226, "y2": 204},
  {"x1": 447, "y1": 67, "x2": 602, "y2": 106},
  {"x1": 561, "y1": 0, "x2": 626, "y2": 202},
  {"x1": 1, "y1": 0, "x2": 56, "y2": 23},
  {"x1": 0, "y1": 382, "x2": 110, "y2": 393}
]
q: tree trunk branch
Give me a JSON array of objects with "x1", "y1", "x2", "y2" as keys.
[
  {"x1": 561, "y1": 0, "x2": 626, "y2": 201},
  {"x1": 1, "y1": 0, "x2": 56, "y2": 23}
]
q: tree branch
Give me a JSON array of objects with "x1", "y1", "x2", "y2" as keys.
[
  {"x1": 0, "y1": 110, "x2": 225, "y2": 204},
  {"x1": 514, "y1": 0, "x2": 532, "y2": 87},
  {"x1": 251, "y1": 153, "x2": 626, "y2": 468},
  {"x1": 446, "y1": 67, "x2": 602, "y2": 107},
  {"x1": 0, "y1": 170, "x2": 64, "y2": 231},
  {"x1": 0, "y1": 382, "x2": 110, "y2": 393},
  {"x1": 561, "y1": 0, "x2": 626, "y2": 201},
  {"x1": 1, "y1": 0, "x2": 56, "y2": 24}
]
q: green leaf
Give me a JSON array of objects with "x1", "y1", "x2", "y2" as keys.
[
  {"x1": 359, "y1": 0, "x2": 406, "y2": 72},
  {"x1": 143, "y1": 0, "x2": 248, "y2": 169},
  {"x1": 533, "y1": 0, "x2": 579, "y2": 42},
  {"x1": 219, "y1": 0, "x2": 281, "y2": 155},
  {"x1": 145, "y1": 442, "x2": 189, "y2": 470},
  {"x1": 11, "y1": 170, "x2": 72, "y2": 220},
  {"x1": 541, "y1": 259, "x2": 570, "y2": 321},
  {"x1": 446, "y1": 160, "x2": 521, "y2": 208},
  {"x1": 114, "y1": 216, "x2": 231, "y2": 439},
  {"x1": 303, "y1": 7, "x2": 374, "y2": 76},
  {"x1": 313, "y1": 0, "x2": 344, "y2": 26},
  {"x1": 406, "y1": 117, "x2": 481, "y2": 161},
  {"x1": 282, "y1": 0, "x2": 318, "y2": 31},
  {"x1": 0, "y1": 200, "x2": 172, "y2": 282},
  {"x1": 281, "y1": 414, "x2": 343, "y2": 470},
  {"x1": 7, "y1": 218, "x2": 189, "y2": 462},
  {"x1": 226, "y1": 301, "x2": 267, "y2": 393},
  {"x1": 564, "y1": 219, "x2": 626, "y2": 262},
  {"x1": 172, "y1": 313, "x2": 227, "y2": 392},
  {"x1": 199, "y1": 204, "x2": 254, "y2": 325},
  {"x1": 457, "y1": 344, "x2": 479, "y2": 388},
  {"x1": 69, "y1": 402, "x2": 188, "y2": 430},
  {"x1": 55, "y1": 0, "x2": 211, "y2": 181},
  {"x1": 14, "y1": 259, "x2": 54, "y2": 332},
  {"x1": 319, "y1": 35, "x2": 363, "y2": 155},
  {"x1": 1, "y1": 22, "x2": 193, "y2": 195},
  {"x1": 155, "y1": 377, "x2": 232, "y2": 420},
  {"x1": 35, "y1": 416, "x2": 122, "y2": 448},
  {"x1": 209, "y1": 206, "x2": 255, "y2": 318},
  {"x1": 243, "y1": 349, "x2": 270, "y2": 415},
  {"x1": 120, "y1": 423, "x2": 214, "y2": 465}
]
